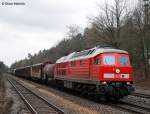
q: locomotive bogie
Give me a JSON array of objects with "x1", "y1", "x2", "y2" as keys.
[{"x1": 55, "y1": 79, "x2": 134, "y2": 99}]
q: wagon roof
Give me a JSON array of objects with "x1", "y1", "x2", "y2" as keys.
[
  {"x1": 56, "y1": 46, "x2": 128, "y2": 63},
  {"x1": 15, "y1": 63, "x2": 43, "y2": 70}
]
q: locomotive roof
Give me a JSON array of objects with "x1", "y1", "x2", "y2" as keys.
[{"x1": 56, "y1": 46, "x2": 128, "y2": 63}]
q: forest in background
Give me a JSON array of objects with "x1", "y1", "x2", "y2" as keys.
[
  {"x1": 10, "y1": 0, "x2": 150, "y2": 81},
  {"x1": 0, "y1": 62, "x2": 8, "y2": 73}
]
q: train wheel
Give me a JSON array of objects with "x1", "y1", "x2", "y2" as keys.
[
  {"x1": 94, "y1": 93, "x2": 107, "y2": 102},
  {"x1": 100, "y1": 95, "x2": 107, "y2": 102}
]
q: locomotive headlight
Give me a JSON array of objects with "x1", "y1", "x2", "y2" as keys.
[
  {"x1": 115, "y1": 68, "x2": 120, "y2": 73},
  {"x1": 102, "y1": 81, "x2": 107, "y2": 85},
  {"x1": 127, "y1": 82, "x2": 131, "y2": 85}
]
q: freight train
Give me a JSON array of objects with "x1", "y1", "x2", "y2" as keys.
[{"x1": 11, "y1": 45, "x2": 134, "y2": 100}]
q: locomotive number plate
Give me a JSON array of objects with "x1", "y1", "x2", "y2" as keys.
[{"x1": 115, "y1": 74, "x2": 121, "y2": 78}]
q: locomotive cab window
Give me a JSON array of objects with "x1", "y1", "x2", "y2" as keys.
[
  {"x1": 95, "y1": 58, "x2": 100, "y2": 65},
  {"x1": 104, "y1": 55, "x2": 115, "y2": 65},
  {"x1": 119, "y1": 56, "x2": 129, "y2": 66}
]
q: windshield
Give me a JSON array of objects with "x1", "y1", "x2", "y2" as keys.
[
  {"x1": 119, "y1": 56, "x2": 129, "y2": 66},
  {"x1": 104, "y1": 56, "x2": 115, "y2": 65}
]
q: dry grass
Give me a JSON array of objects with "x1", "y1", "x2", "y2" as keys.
[{"x1": 0, "y1": 73, "x2": 13, "y2": 114}]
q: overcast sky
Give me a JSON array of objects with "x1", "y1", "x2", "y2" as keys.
[{"x1": 0, "y1": 0, "x2": 138, "y2": 66}]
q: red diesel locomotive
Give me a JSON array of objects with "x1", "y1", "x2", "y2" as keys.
[
  {"x1": 54, "y1": 46, "x2": 134, "y2": 99},
  {"x1": 13, "y1": 45, "x2": 134, "y2": 100}
]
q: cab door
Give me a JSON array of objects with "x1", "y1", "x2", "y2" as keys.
[{"x1": 90, "y1": 55, "x2": 101, "y2": 80}]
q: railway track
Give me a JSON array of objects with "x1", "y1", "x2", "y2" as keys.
[
  {"x1": 110, "y1": 100, "x2": 150, "y2": 114},
  {"x1": 131, "y1": 92, "x2": 150, "y2": 99},
  {"x1": 7, "y1": 77, "x2": 66, "y2": 114},
  {"x1": 8, "y1": 74, "x2": 150, "y2": 114}
]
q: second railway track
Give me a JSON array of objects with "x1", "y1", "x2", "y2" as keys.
[
  {"x1": 112, "y1": 101, "x2": 150, "y2": 114},
  {"x1": 7, "y1": 76, "x2": 65, "y2": 114},
  {"x1": 131, "y1": 92, "x2": 150, "y2": 99}
]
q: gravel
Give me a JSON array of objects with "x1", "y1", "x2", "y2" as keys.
[
  {"x1": 5, "y1": 74, "x2": 31, "y2": 114},
  {"x1": 12, "y1": 75, "x2": 132, "y2": 114}
]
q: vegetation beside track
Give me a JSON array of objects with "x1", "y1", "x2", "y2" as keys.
[{"x1": 0, "y1": 62, "x2": 8, "y2": 73}]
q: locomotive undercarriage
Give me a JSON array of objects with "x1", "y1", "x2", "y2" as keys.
[
  {"x1": 97, "y1": 82, "x2": 134, "y2": 100},
  {"x1": 58, "y1": 80, "x2": 134, "y2": 101}
]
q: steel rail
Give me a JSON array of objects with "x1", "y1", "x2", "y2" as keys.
[
  {"x1": 7, "y1": 78, "x2": 38, "y2": 114},
  {"x1": 7, "y1": 77, "x2": 66, "y2": 114},
  {"x1": 109, "y1": 101, "x2": 150, "y2": 114},
  {"x1": 131, "y1": 92, "x2": 150, "y2": 99}
]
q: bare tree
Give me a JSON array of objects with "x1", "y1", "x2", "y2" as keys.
[
  {"x1": 92, "y1": 0, "x2": 129, "y2": 48},
  {"x1": 132, "y1": 1, "x2": 150, "y2": 78},
  {"x1": 66, "y1": 25, "x2": 81, "y2": 39}
]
